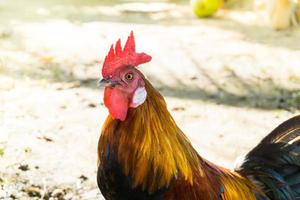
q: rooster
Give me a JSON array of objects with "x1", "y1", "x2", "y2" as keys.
[{"x1": 97, "y1": 32, "x2": 300, "y2": 200}]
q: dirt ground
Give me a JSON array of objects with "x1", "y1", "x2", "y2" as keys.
[{"x1": 1, "y1": 0, "x2": 300, "y2": 199}]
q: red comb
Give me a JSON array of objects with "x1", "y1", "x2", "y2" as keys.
[{"x1": 102, "y1": 31, "x2": 152, "y2": 78}]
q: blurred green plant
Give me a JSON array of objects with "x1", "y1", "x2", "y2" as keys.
[
  {"x1": 0, "y1": 148, "x2": 5, "y2": 157},
  {"x1": 223, "y1": 0, "x2": 252, "y2": 9},
  {"x1": 296, "y1": 2, "x2": 300, "y2": 23},
  {"x1": 288, "y1": 91, "x2": 300, "y2": 109}
]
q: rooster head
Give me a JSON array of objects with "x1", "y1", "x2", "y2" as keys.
[{"x1": 100, "y1": 31, "x2": 152, "y2": 121}]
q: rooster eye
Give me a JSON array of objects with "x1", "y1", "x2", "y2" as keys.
[{"x1": 125, "y1": 73, "x2": 133, "y2": 81}]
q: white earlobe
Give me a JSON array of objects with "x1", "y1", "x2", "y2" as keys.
[{"x1": 130, "y1": 87, "x2": 147, "y2": 108}]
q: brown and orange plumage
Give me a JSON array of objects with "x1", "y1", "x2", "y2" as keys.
[{"x1": 97, "y1": 32, "x2": 300, "y2": 200}]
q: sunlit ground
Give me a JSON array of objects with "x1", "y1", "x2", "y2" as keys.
[{"x1": 1, "y1": 0, "x2": 300, "y2": 199}]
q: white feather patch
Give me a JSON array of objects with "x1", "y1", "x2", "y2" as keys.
[
  {"x1": 233, "y1": 154, "x2": 247, "y2": 171},
  {"x1": 130, "y1": 87, "x2": 147, "y2": 108}
]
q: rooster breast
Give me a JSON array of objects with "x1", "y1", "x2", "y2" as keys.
[{"x1": 97, "y1": 146, "x2": 167, "y2": 200}]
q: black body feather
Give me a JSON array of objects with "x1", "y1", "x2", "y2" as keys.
[
  {"x1": 236, "y1": 115, "x2": 300, "y2": 200},
  {"x1": 97, "y1": 145, "x2": 167, "y2": 200}
]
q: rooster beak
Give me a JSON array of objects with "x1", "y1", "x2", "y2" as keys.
[{"x1": 98, "y1": 78, "x2": 118, "y2": 88}]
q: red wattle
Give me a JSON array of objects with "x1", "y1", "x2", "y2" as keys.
[
  {"x1": 104, "y1": 87, "x2": 112, "y2": 108},
  {"x1": 103, "y1": 88, "x2": 129, "y2": 121}
]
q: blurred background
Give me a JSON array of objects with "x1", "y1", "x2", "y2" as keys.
[{"x1": 0, "y1": 0, "x2": 300, "y2": 199}]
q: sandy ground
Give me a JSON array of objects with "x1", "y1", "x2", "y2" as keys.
[{"x1": 1, "y1": 0, "x2": 300, "y2": 199}]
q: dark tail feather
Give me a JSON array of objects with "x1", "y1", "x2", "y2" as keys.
[{"x1": 235, "y1": 115, "x2": 300, "y2": 200}]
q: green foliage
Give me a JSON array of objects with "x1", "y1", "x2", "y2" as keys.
[
  {"x1": 223, "y1": 0, "x2": 253, "y2": 10},
  {"x1": 0, "y1": 148, "x2": 5, "y2": 157},
  {"x1": 296, "y1": 4, "x2": 300, "y2": 23},
  {"x1": 288, "y1": 91, "x2": 300, "y2": 109}
]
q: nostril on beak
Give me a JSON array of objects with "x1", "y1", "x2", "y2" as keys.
[
  {"x1": 98, "y1": 78, "x2": 118, "y2": 88},
  {"x1": 98, "y1": 79, "x2": 109, "y2": 87}
]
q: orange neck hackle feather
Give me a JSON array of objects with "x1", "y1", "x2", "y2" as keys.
[
  {"x1": 98, "y1": 79, "x2": 262, "y2": 198},
  {"x1": 220, "y1": 171, "x2": 258, "y2": 200},
  {"x1": 98, "y1": 79, "x2": 201, "y2": 192}
]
